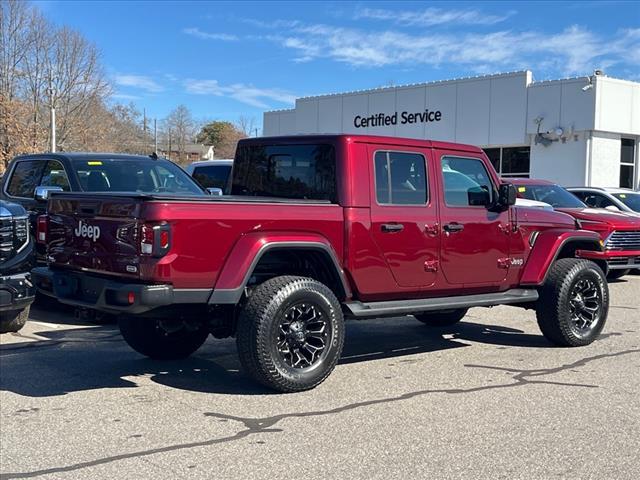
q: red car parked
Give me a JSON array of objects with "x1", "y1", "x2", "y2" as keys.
[
  {"x1": 512, "y1": 178, "x2": 640, "y2": 279},
  {"x1": 34, "y1": 135, "x2": 610, "y2": 391}
]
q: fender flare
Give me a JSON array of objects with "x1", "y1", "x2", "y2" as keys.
[
  {"x1": 519, "y1": 229, "x2": 602, "y2": 286},
  {"x1": 208, "y1": 232, "x2": 351, "y2": 304}
]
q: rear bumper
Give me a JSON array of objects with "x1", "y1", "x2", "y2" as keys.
[
  {"x1": 576, "y1": 249, "x2": 640, "y2": 270},
  {"x1": 32, "y1": 267, "x2": 210, "y2": 314},
  {"x1": 0, "y1": 272, "x2": 36, "y2": 313}
]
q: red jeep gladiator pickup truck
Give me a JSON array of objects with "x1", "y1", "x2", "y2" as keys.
[{"x1": 33, "y1": 135, "x2": 610, "y2": 392}]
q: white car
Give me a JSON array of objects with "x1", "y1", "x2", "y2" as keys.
[
  {"x1": 567, "y1": 187, "x2": 640, "y2": 216},
  {"x1": 515, "y1": 198, "x2": 554, "y2": 210},
  {"x1": 185, "y1": 159, "x2": 233, "y2": 193}
]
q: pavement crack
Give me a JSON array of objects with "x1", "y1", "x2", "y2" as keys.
[{"x1": 2, "y1": 348, "x2": 639, "y2": 480}]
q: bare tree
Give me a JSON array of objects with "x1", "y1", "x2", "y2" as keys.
[
  {"x1": 0, "y1": 0, "x2": 35, "y2": 166},
  {"x1": 162, "y1": 105, "x2": 197, "y2": 164},
  {"x1": 236, "y1": 115, "x2": 257, "y2": 137},
  {"x1": 44, "y1": 26, "x2": 111, "y2": 151}
]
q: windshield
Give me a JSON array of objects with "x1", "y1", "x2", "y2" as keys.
[
  {"x1": 515, "y1": 183, "x2": 586, "y2": 208},
  {"x1": 613, "y1": 192, "x2": 640, "y2": 212},
  {"x1": 71, "y1": 158, "x2": 204, "y2": 195}
]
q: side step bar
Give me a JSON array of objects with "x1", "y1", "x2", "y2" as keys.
[{"x1": 344, "y1": 288, "x2": 539, "y2": 318}]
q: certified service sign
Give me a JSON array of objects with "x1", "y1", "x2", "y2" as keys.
[{"x1": 354, "y1": 109, "x2": 442, "y2": 128}]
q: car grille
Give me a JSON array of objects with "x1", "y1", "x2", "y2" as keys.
[
  {"x1": 605, "y1": 230, "x2": 640, "y2": 251},
  {"x1": 0, "y1": 217, "x2": 13, "y2": 262},
  {"x1": 0, "y1": 217, "x2": 29, "y2": 263}
]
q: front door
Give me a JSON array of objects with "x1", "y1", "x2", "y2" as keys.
[
  {"x1": 369, "y1": 147, "x2": 440, "y2": 289},
  {"x1": 436, "y1": 153, "x2": 510, "y2": 285}
]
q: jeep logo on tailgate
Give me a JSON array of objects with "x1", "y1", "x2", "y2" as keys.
[{"x1": 74, "y1": 220, "x2": 101, "y2": 241}]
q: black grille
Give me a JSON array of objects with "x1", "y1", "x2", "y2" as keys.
[
  {"x1": 0, "y1": 217, "x2": 13, "y2": 262},
  {"x1": 606, "y1": 230, "x2": 640, "y2": 251},
  {"x1": 0, "y1": 217, "x2": 29, "y2": 263}
]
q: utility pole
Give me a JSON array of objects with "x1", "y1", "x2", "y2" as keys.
[
  {"x1": 154, "y1": 118, "x2": 158, "y2": 154},
  {"x1": 48, "y1": 83, "x2": 56, "y2": 152},
  {"x1": 143, "y1": 108, "x2": 147, "y2": 133}
]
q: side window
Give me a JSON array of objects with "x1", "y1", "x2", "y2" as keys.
[
  {"x1": 40, "y1": 160, "x2": 70, "y2": 191},
  {"x1": 192, "y1": 165, "x2": 232, "y2": 189},
  {"x1": 584, "y1": 193, "x2": 615, "y2": 209},
  {"x1": 6, "y1": 160, "x2": 46, "y2": 198},
  {"x1": 374, "y1": 151, "x2": 427, "y2": 205},
  {"x1": 441, "y1": 156, "x2": 493, "y2": 207}
]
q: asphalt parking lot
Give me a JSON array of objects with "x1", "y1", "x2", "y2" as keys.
[{"x1": 1, "y1": 277, "x2": 639, "y2": 480}]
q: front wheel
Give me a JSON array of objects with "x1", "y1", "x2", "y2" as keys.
[
  {"x1": 118, "y1": 316, "x2": 209, "y2": 360},
  {"x1": 414, "y1": 308, "x2": 468, "y2": 326},
  {"x1": 236, "y1": 276, "x2": 345, "y2": 393},
  {"x1": 0, "y1": 307, "x2": 29, "y2": 334},
  {"x1": 536, "y1": 258, "x2": 608, "y2": 347}
]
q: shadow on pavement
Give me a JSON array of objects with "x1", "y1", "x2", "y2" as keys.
[{"x1": 0, "y1": 314, "x2": 552, "y2": 398}]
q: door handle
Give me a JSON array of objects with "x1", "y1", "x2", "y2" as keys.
[
  {"x1": 381, "y1": 223, "x2": 404, "y2": 233},
  {"x1": 443, "y1": 223, "x2": 464, "y2": 233}
]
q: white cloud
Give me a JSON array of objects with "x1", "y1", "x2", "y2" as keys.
[
  {"x1": 183, "y1": 27, "x2": 238, "y2": 41},
  {"x1": 356, "y1": 7, "x2": 514, "y2": 27},
  {"x1": 184, "y1": 79, "x2": 296, "y2": 109},
  {"x1": 114, "y1": 75, "x2": 163, "y2": 93},
  {"x1": 267, "y1": 23, "x2": 640, "y2": 76},
  {"x1": 112, "y1": 93, "x2": 141, "y2": 101}
]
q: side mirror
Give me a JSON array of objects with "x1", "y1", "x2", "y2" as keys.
[
  {"x1": 34, "y1": 186, "x2": 64, "y2": 202},
  {"x1": 498, "y1": 183, "x2": 517, "y2": 207},
  {"x1": 605, "y1": 205, "x2": 620, "y2": 212},
  {"x1": 207, "y1": 187, "x2": 223, "y2": 196},
  {"x1": 468, "y1": 187, "x2": 491, "y2": 206}
]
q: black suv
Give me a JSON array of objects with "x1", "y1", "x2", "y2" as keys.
[{"x1": 0, "y1": 200, "x2": 35, "y2": 333}]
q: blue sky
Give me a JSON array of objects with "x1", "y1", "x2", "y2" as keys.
[{"x1": 39, "y1": 1, "x2": 640, "y2": 130}]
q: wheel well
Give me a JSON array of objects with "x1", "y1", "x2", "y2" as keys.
[
  {"x1": 557, "y1": 240, "x2": 608, "y2": 274},
  {"x1": 247, "y1": 248, "x2": 347, "y2": 301}
]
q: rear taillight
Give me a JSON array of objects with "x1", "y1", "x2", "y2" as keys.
[
  {"x1": 37, "y1": 215, "x2": 49, "y2": 244},
  {"x1": 139, "y1": 223, "x2": 171, "y2": 257}
]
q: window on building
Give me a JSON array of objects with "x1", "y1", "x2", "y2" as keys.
[
  {"x1": 620, "y1": 138, "x2": 636, "y2": 189},
  {"x1": 374, "y1": 151, "x2": 427, "y2": 205},
  {"x1": 482, "y1": 146, "x2": 530, "y2": 178}
]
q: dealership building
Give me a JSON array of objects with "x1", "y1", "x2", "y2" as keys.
[{"x1": 263, "y1": 70, "x2": 640, "y2": 188}]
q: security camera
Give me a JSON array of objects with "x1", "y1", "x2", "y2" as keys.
[{"x1": 582, "y1": 84, "x2": 593, "y2": 92}]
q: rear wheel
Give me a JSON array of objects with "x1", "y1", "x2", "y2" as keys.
[
  {"x1": 118, "y1": 316, "x2": 209, "y2": 360},
  {"x1": 536, "y1": 258, "x2": 608, "y2": 347},
  {"x1": 606, "y1": 269, "x2": 630, "y2": 281},
  {"x1": 414, "y1": 308, "x2": 468, "y2": 326},
  {"x1": 0, "y1": 306, "x2": 29, "y2": 334},
  {"x1": 236, "y1": 276, "x2": 345, "y2": 393}
]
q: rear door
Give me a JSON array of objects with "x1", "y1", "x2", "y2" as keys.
[
  {"x1": 369, "y1": 146, "x2": 440, "y2": 288},
  {"x1": 436, "y1": 152, "x2": 510, "y2": 285}
]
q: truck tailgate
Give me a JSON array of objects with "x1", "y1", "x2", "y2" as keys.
[{"x1": 47, "y1": 194, "x2": 144, "y2": 278}]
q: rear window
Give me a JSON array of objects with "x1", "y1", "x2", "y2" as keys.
[
  {"x1": 231, "y1": 144, "x2": 336, "y2": 202},
  {"x1": 192, "y1": 164, "x2": 232, "y2": 189},
  {"x1": 71, "y1": 159, "x2": 203, "y2": 195}
]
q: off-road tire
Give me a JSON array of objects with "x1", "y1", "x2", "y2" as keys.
[
  {"x1": 0, "y1": 306, "x2": 29, "y2": 334},
  {"x1": 236, "y1": 276, "x2": 345, "y2": 393},
  {"x1": 606, "y1": 269, "x2": 630, "y2": 281},
  {"x1": 118, "y1": 316, "x2": 209, "y2": 360},
  {"x1": 536, "y1": 258, "x2": 608, "y2": 347},
  {"x1": 414, "y1": 308, "x2": 468, "y2": 326}
]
